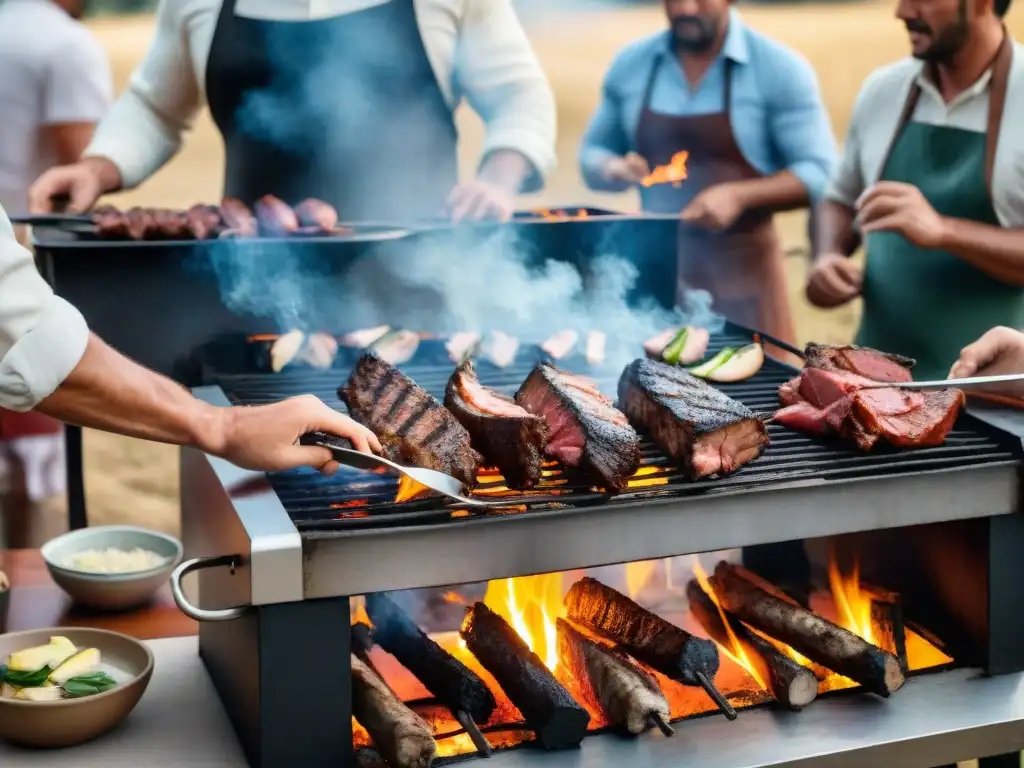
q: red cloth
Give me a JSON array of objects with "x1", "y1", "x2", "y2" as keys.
[{"x1": 0, "y1": 410, "x2": 63, "y2": 440}]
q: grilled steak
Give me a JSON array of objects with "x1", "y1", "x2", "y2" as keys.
[
  {"x1": 618, "y1": 359, "x2": 768, "y2": 478},
  {"x1": 255, "y1": 195, "x2": 299, "y2": 237},
  {"x1": 803, "y1": 343, "x2": 914, "y2": 383},
  {"x1": 340, "y1": 354, "x2": 482, "y2": 487},
  {"x1": 515, "y1": 363, "x2": 640, "y2": 492},
  {"x1": 445, "y1": 361, "x2": 548, "y2": 488},
  {"x1": 774, "y1": 359, "x2": 963, "y2": 451}
]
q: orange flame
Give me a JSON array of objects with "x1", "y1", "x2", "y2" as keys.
[
  {"x1": 536, "y1": 208, "x2": 590, "y2": 221},
  {"x1": 641, "y1": 151, "x2": 689, "y2": 188},
  {"x1": 394, "y1": 475, "x2": 432, "y2": 503},
  {"x1": 827, "y1": 545, "x2": 875, "y2": 646},
  {"x1": 627, "y1": 465, "x2": 669, "y2": 488},
  {"x1": 483, "y1": 574, "x2": 564, "y2": 672},
  {"x1": 692, "y1": 562, "x2": 767, "y2": 690}
]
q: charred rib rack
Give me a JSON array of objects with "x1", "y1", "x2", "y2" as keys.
[
  {"x1": 710, "y1": 562, "x2": 905, "y2": 697},
  {"x1": 556, "y1": 618, "x2": 672, "y2": 736},
  {"x1": 445, "y1": 361, "x2": 549, "y2": 488},
  {"x1": 351, "y1": 654, "x2": 438, "y2": 768},
  {"x1": 686, "y1": 579, "x2": 818, "y2": 710},
  {"x1": 618, "y1": 359, "x2": 769, "y2": 479},
  {"x1": 461, "y1": 602, "x2": 590, "y2": 750},
  {"x1": 339, "y1": 354, "x2": 482, "y2": 487},
  {"x1": 515, "y1": 363, "x2": 640, "y2": 492},
  {"x1": 564, "y1": 577, "x2": 734, "y2": 718}
]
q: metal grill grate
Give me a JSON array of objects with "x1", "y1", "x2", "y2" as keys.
[{"x1": 211, "y1": 333, "x2": 1021, "y2": 532}]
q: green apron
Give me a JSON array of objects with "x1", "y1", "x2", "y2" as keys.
[{"x1": 855, "y1": 34, "x2": 1023, "y2": 380}]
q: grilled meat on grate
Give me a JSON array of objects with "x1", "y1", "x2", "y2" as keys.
[
  {"x1": 186, "y1": 204, "x2": 224, "y2": 240},
  {"x1": 618, "y1": 358, "x2": 768, "y2": 478},
  {"x1": 515, "y1": 362, "x2": 640, "y2": 492},
  {"x1": 294, "y1": 198, "x2": 339, "y2": 231},
  {"x1": 254, "y1": 194, "x2": 300, "y2": 237},
  {"x1": 444, "y1": 361, "x2": 548, "y2": 488},
  {"x1": 339, "y1": 354, "x2": 482, "y2": 487},
  {"x1": 803, "y1": 343, "x2": 914, "y2": 383},
  {"x1": 220, "y1": 197, "x2": 259, "y2": 237}
]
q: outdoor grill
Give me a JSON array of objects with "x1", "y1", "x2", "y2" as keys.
[{"x1": 175, "y1": 328, "x2": 1024, "y2": 768}]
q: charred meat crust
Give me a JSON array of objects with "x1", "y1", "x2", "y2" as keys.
[
  {"x1": 339, "y1": 354, "x2": 482, "y2": 487},
  {"x1": 444, "y1": 361, "x2": 548, "y2": 489},
  {"x1": 618, "y1": 359, "x2": 768, "y2": 479},
  {"x1": 803, "y1": 343, "x2": 915, "y2": 383},
  {"x1": 515, "y1": 362, "x2": 640, "y2": 493}
]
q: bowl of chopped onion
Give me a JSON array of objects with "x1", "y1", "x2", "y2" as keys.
[{"x1": 40, "y1": 526, "x2": 183, "y2": 611}]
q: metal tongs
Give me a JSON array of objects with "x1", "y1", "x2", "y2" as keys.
[
  {"x1": 299, "y1": 432, "x2": 507, "y2": 508},
  {"x1": 861, "y1": 373, "x2": 1024, "y2": 392}
]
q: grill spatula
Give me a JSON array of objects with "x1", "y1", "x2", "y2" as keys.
[
  {"x1": 299, "y1": 431, "x2": 509, "y2": 508},
  {"x1": 860, "y1": 373, "x2": 1024, "y2": 391}
]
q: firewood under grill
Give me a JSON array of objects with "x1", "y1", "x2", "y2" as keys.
[
  {"x1": 351, "y1": 654, "x2": 438, "y2": 768},
  {"x1": 710, "y1": 562, "x2": 905, "y2": 697},
  {"x1": 461, "y1": 602, "x2": 590, "y2": 750},
  {"x1": 556, "y1": 618, "x2": 672, "y2": 736},
  {"x1": 563, "y1": 577, "x2": 735, "y2": 718},
  {"x1": 686, "y1": 579, "x2": 818, "y2": 710}
]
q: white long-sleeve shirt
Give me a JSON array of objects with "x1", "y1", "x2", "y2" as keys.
[
  {"x1": 84, "y1": 0, "x2": 557, "y2": 192},
  {"x1": 0, "y1": 205, "x2": 89, "y2": 412}
]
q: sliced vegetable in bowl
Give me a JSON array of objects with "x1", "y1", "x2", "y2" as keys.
[
  {"x1": 688, "y1": 343, "x2": 765, "y2": 383},
  {"x1": 1, "y1": 636, "x2": 120, "y2": 702}
]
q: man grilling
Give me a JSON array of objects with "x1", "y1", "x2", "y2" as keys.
[
  {"x1": 807, "y1": 0, "x2": 1024, "y2": 381},
  {"x1": 578, "y1": 0, "x2": 835, "y2": 346},
  {"x1": 28, "y1": 0, "x2": 556, "y2": 223}
]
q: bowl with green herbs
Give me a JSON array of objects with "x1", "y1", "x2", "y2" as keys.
[{"x1": 0, "y1": 627, "x2": 153, "y2": 748}]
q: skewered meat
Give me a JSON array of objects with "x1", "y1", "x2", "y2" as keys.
[
  {"x1": 152, "y1": 208, "x2": 192, "y2": 239},
  {"x1": 618, "y1": 359, "x2": 768, "y2": 478},
  {"x1": 125, "y1": 207, "x2": 157, "y2": 240},
  {"x1": 220, "y1": 197, "x2": 258, "y2": 237},
  {"x1": 643, "y1": 326, "x2": 709, "y2": 365},
  {"x1": 516, "y1": 363, "x2": 640, "y2": 492},
  {"x1": 91, "y1": 205, "x2": 129, "y2": 239},
  {"x1": 254, "y1": 194, "x2": 299, "y2": 237},
  {"x1": 365, "y1": 593, "x2": 496, "y2": 725},
  {"x1": 804, "y1": 343, "x2": 914, "y2": 383},
  {"x1": 710, "y1": 562, "x2": 904, "y2": 697},
  {"x1": 482, "y1": 331, "x2": 519, "y2": 368},
  {"x1": 445, "y1": 361, "x2": 548, "y2": 488},
  {"x1": 557, "y1": 618, "x2": 670, "y2": 735},
  {"x1": 294, "y1": 198, "x2": 339, "y2": 231},
  {"x1": 541, "y1": 330, "x2": 578, "y2": 360},
  {"x1": 585, "y1": 331, "x2": 606, "y2": 366},
  {"x1": 186, "y1": 204, "x2": 223, "y2": 240},
  {"x1": 445, "y1": 332, "x2": 481, "y2": 364},
  {"x1": 341, "y1": 326, "x2": 392, "y2": 349},
  {"x1": 351, "y1": 654, "x2": 437, "y2": 768},
  {"x1": 461, "y1": 602, "x2": 590, "y2": 750},
  {"x1": 340, "y1": 354, "x2": 482, "y2": 487}
]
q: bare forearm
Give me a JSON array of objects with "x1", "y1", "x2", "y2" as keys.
[
  {"x1": 733, "y1": 171, "x2": 809, "y2": 214},
  {"x1": 938, "y1": 218, "x2": 1024, "y2": 286},
  {"x1": 814, "y1": 199, "x2": 860, "y2": 260},
  {"x1": 477, "y1": 149, "x2": 532, "y2": 195},
  {"x1": 35, "y1": 334, "x2": 226, "y2": 452}
]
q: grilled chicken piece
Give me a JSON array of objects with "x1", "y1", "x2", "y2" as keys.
[
  {"x1": 516, "y1": 362, "x2": 640, "y2": 492},
  {"x1": 294, "y1": 198, "x2": 339, "y2": 231},
  {"x1": 618, "y1": 359, "x2": 768, "y2": 478},
  {"x1": 186, "y1": 204, "x2": 223, "y2": 240},
  {"x1": 220, "y1": 197, "x2": 258, "y2": 237},
  {"x1": 254, "y1": 194, "x2": 299, "y2": 237},
  {"x1": 340, "y1": 354, "x2": 482, "y2": 487},
  {"x1": 445, "y1": 361, "x2": 548, "y2": 488}
]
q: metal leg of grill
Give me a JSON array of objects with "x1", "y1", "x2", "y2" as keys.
[
  {"x1": 978, "y1": 753, "x2": 1022, "y2": 767},
  {"x1": 65, "y1": 424, "x2": 88, "y2": 530}
]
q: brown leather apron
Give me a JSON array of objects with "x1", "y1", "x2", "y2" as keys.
[{"x1": 635, "y1": 53, "x2": 797, "y2": 350}]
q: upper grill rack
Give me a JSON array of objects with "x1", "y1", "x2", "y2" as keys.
[{"x1": 212, "y1": 333, "x2": 1022, "y2": 533}]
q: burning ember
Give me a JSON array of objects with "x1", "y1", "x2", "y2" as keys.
[
  {"x1": 534, "y1": 208, "x2": 591, "y2": 220},
  {"x1": 641, "y1": 151, "x2": 689, "y2": 188}
]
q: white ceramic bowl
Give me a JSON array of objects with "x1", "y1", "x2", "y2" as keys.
[{"x1": 40, "y1": 526, "x2": 183, "y2": 611}]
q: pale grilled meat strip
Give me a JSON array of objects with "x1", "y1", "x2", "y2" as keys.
[
  {"x1": 91, "y1": 205, "x2": 130, "y2": 239},
  {"x1": 186, "y1": 204, "x2": 224, "y2": 240},
  {"x1": 254, "y1": 194, "x2": 299, "y2": 237},
  {"x1": 220, "y1": 197, "x2": 258, "y2": 237},
  {"x1": 124, "y1": 206, "x2": 159, "y2": 240},
  {"x1": 339, "y1": 354, "x2": 482, "y2": 487},
  {"x1": 618, "y1": 359, "x2": 768, "y2": 479},
  {"x1": 294, "y1": 198, "x2": 339, "y2": 231}
]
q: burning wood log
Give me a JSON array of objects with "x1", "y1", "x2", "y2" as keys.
[
  {"x1": 710, "y1": 563, "x2": 904, "y2": 697},
  {"x1": 351, "y1": 654, "x2": 437, "y2": 768},
  {"x1": 556, "y1": 618, "x2": 673, "y2": 736},
  {"x1": 685, "y1": 580, "x2": 818, "y2": 710},
  {"x1": 352, "y1": 622, "x2": 375, "y2": 665},
  {"x1": 461, "y1": 602, "x2": 590, "y2": 750},
  {"x1": 866, "y1": 586, "x2": 909, "y2": 675},
  {"x1": 564, "y1": 577, "x2": 735, "y2": 720},
  {"x1": 366, "y1": 593, "x2": 496, "y2": 756}
]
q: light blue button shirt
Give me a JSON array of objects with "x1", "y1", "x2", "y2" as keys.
[{"x1": 579, "y1": 11, "x2": 837, "y2": 204}]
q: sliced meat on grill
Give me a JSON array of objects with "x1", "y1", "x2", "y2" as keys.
[
  {"x1": 340, "y1": 354, "x2": 482, "y2": 487},
  {"x1": 803, "y1": 343, "x2": 914, "y2": 383},
  {"x1": 294, "y1": 198, "x2": 339, "y2": 231},
  {"x1": 774, "y1": 366, "x2": 963, "y2": 451},
  {"x1": 186, "y1": 204, "x2": 223, "y2": 240},
  {"x1": 444, "y1": 361, "x2": 548, "y2": 488},
  {"x1": 255, "y1": 195, "x2": 299, "y2": 237},
  {"x1": 124, "y1": 207, "x2": 159, "y2": 240},
  {"x1": 618, "y1": 358, "x2": 768, "y2": 478},
  {"x1": 151, "y1": 209, "x2": 192, "y2": 240},
  {"x1": 91, "y1": 205, "x2": 130, "y2": 239},
  {"x1": 515, "y1": 362, "x2": 640, "y2": 492},
  {"x1": 220, "y1": 197, "x2": 258, "y2": 237}
]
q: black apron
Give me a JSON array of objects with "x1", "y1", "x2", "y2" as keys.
[{"x1": 205, "y1": 0, "x2": 459, "y2": 221}]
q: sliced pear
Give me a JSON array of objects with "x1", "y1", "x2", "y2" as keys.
[
  {"x1": 14, "y1": 685, "x2": 63, "y2": 702},
  {"x1": 690, "y1": 343, "x2": 765, "y2": 382},
  {"x1": 6, "y1": 636, "x2": 76, "y2": 673},
  {"x1": 48, "y1": 648, "x2": 101, "y2": 686}
]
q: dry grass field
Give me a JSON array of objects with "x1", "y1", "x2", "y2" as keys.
[{"x1": 62, "y1": 1, "x2": 1022, "y2": 539}]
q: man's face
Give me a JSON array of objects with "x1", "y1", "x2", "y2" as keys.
[
  {"x1": 663, "y1": 0, "x2": 729, "y2": 54},
  {"x1": 898, "y1": 0, "x2": 972, "y2": 63}
]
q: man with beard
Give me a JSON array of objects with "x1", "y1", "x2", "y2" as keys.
[
  {"x1": 579, "y1": 0, "x2": 835, "y2": 348},
  {"x1": 807, "y1": 0, "x2": 1024, "y2": 382}
]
